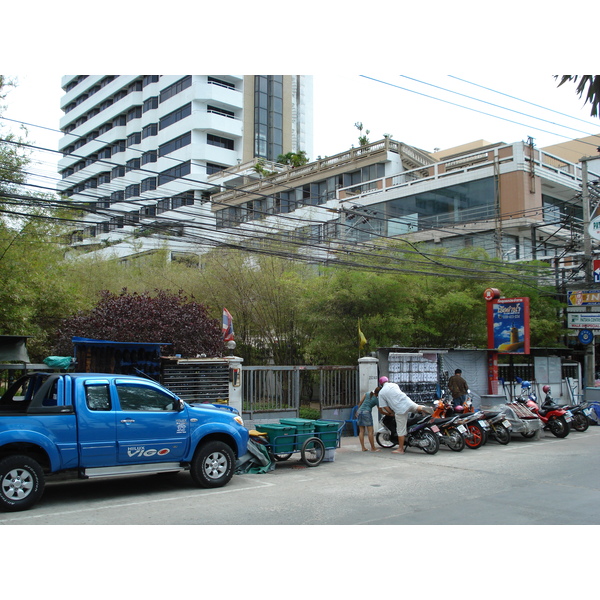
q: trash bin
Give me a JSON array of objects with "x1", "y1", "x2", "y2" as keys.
[
  {"x1": 279, "y1": 418, "x2": 315, "y2": 450},
  {"x1": 313, "y1": 420, "x2": 339, "y2": 449},
  {"x1": 256, "y1": 424, "x2": 296, "y2": 454}
]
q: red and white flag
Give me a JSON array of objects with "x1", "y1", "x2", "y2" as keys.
[{"x1": 222, "y1": 308, "x2": 234, "y2": 342}]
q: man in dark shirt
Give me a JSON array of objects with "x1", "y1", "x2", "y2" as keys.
[{"x1": 448, "y1": 369, "x2": 469, "y2": 408}]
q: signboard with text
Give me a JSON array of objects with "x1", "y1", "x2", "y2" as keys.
[
  {"x1": 486, "y1": 297, "x2": 530, "y2": 354},
  {"x1": 567, "y1": 312, "x2": 600, "y2": 330},
  {"x1": 567, "y1": 290, "x2": 600, "y2": 306}
]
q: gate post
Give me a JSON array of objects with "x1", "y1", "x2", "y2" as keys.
[
  {"x1": 226, "y1": 355, "x2": 244, "y2": 414},
  {"x1": 358, "y1": 356, "x2": 379, "y2": 424}
]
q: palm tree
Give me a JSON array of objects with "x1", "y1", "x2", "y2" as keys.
[{"x1": 555, "y1": 75, "x2": 600, "y2": 118}]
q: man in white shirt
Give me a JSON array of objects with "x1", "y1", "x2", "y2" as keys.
[{"x1": 378, "y1": 376, "x2": 431, "y2": 454}]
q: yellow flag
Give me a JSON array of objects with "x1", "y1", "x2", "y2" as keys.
[{"x1": 358, "y1": 319, "x2": 367, "y2": 349}]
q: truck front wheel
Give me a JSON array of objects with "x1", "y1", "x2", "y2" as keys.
[
  {"x1": 190, "y1": 441, "x2": 235, "y2": 488},
  {"x1": 0, "y1": 455, "x2": 45, "y2": 512}
]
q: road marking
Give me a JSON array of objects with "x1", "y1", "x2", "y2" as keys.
[{"x1": 0, "y1": 479, "x2": 275, "y2": 524}]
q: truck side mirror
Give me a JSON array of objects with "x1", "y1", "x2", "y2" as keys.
[{"x1": 176, "y1": 398, "x2": 185, "y2": 411}]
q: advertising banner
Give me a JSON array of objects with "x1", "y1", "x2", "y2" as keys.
[
  {"x1": 567, "y1": 312, "x2": 600, "y2": 330},
  {"x1": 487, "y1": 297, "x2": 530, "y2": 354}
]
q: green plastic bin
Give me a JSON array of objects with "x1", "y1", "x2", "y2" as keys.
[
  {"x1": 313, "y1": 420, "x2": 340, "y2": 449},
  {"x1": 279, "y1": 418, "x2": 315, "y2": 450},
  {"x1": 256, "y1": 424, "x2": 296, "y2": 454}
]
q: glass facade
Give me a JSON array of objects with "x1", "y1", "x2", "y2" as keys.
[
  {"x1": 372, "y1": 176, "x2": 496, "y2": 234},
  {"x1": 254, "y1": 75, "x2": 283, "y2": 160}
]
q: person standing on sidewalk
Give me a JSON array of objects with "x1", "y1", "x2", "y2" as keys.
[
  {"x1": 377, "y1": 376, "x2": 431, "y2": 454},
  {"x1": 357, "y1": 385, "x2": 382, "y2": 452},
  {"x1": 448, "y1": 369, "x2": 469, "y2": 408}
]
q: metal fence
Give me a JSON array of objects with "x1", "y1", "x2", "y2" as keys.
[{"x1": 242, "y1": 365, "x2": 357, "y2": 415}]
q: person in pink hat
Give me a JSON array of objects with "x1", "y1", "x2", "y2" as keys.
[{"x1": 377, "y1": 376, "x2": 431, "y2": 454}]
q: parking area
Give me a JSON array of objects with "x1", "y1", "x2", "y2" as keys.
[{"x1": 3, "y1": 427, "x2": 599, "y2": 526}]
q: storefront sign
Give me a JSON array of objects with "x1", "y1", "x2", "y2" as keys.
[
  {"x1": 567, "y1": 290, "x2": 600, "y2": 306},
  {"x1": 486, "y1": 297, "x2": 530, "y2": 354},
  {"x1": 567, "y1": 312, "x2": 600, "y2": 330}
]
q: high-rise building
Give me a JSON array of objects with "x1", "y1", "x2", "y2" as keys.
[{"x1": 57, "y1": 75, "x2": 313, "y2": 256}]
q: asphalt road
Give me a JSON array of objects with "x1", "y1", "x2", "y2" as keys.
[{"x1": 2, "y1": 426, "x2": 599, "y2": 527}]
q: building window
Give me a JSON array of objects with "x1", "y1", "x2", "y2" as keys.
[
  {"x1": 142, "y1": 123, "x2": 158, "y2": 139},
  {"x1": 206, "y1": 162, "x2": 226, "y2": 175},
  {"x1": 159, "y1": 103, "x2": 191, "y2": 130},
  {"x1": 126, "y1": 158, "x2": 141, "y2": 172},
  {"x1": 207, "y1": 133, "x2": 234, "y2": 150},
  {"x1": 207, "y1": 77, "x2": 235, "y2": 90},
  {"x1": 207, "y1": 105, "x2": 234, "y2": 118},
  {"x1": 171, "y1": 191, "x2": 195, "y2": 208},
  {"x1": 112, "y1": 166, "x2": 125, "y2": 178},
  {"x1": 98, "y1": 146, "x2": 112, "y2": 159},
  {"x1": 159, "y1": 76, "x2": 192, "y2": 103},
  {"x1": 159, "y1": 132, "x2": 191, "y2": 157},
  {"x1": 125, "y1": 184, "x2": 140, "y2": 199},
  {"x1": 111, "y1": 190, "x2": 124, "y2": 202},
  {"x1": 158, "y1": 161, "x2": 191, "y2": 186},
  {"x1": 127, "y1": 132, "x2": 141, "y2": 147},
  {"x1": 127, "y1": 106, "x2": 142, "y2": 122},
  {"x1": 143, "y1": 96, "x2": 159, "y2": 112},
  {"x1": 142, "y1": 150, "x2": 158, "y2": 165},
  {"x1": 141, "y1": 177, "x2": 157, "y2": 192},
  {"x1": 254, "y1": 75, "x2": 283, "y2": 160},
  {"x1": 143, "y1": 75, "x2": 160, "y2": 87},
  {"x1": 112, "y1": 139, "x2": 126, "y2": 154}
]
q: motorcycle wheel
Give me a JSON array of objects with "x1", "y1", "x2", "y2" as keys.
[
  {"x1": 418, "y1": 430, "x2": 440, "y2": 455},
  {"x1": 521, "y1": 431, "x2": 537, "y2": 438},
  {"x1": 376, "y1": 431, "x2": 397, "y2": 448},
  {"x1": 572, "y1": 412, "x2": 589, "y2": 432},
  {"x1": 445, "y1": 429, "x2": 465, "y2": 452},
  {"x1": 464, "y1": 423, "x2": 485, "y2": 449},
  {"x1": 492, "y1": 425, "x2": 511, "y2": 445},
  {"x1": 548, "y1": 416, "x2": 570, "y2": 438}
]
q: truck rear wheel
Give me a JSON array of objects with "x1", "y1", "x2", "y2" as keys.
[
  {"x1": 0, "y1": 455, "x2": 45, "y2": 512},
  {"x1": 190, "y1": 441, "x2": 235, "y2": 488}
]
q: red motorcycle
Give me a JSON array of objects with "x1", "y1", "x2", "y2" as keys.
[{"x1": 516, "y1": 384, "x2": 571, "y2": 438}]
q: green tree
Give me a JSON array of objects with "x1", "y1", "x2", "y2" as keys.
[
  {"x1": 354, "y1": 122, "x2": 370, "y2": 146},
  {"x1": 53, "y1": 289, "x2": 222, "y2": 357},
  {"x1": 0, "y1": 76, "x2": 84, "y2": 359},
  {"x1": 276, "y1": 150, "x2": 309, "y2": 167},
  {"x1": 555, "y1": 75, "x2": 600, "y2": 118}
]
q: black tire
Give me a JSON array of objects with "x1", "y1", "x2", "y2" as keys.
[
  {"x1": 190, "y1": 441, "x2": 235, "y2": 488},
  {"x1": 492, "y1": 425, "x2": 511, "y2": 445},
  {"x1": 418, "y1": 430, "x2": 440, "y2": 455},
  {"x1": 445, "y1": 429, "x2": 465, "y2": 452},
  {"x1": 0, "y1": 455, "x2": 45, "y2": 512},
  {"x1": 548, "y1": 416, "x2": 570, "y2": 438},
  {"x1": 376, "y1": 431, "x2": 397, "y2": 448},
  {"x1": 521, "y1": 431, "x2": 537, "y2": 438},
  {"x1": 572, "y1": 412, "x2": 589, "y2": 432},
  {"x1": 274, "y1": 453, "x2": 293, "y2": 461},
  {"x1": 301, "y1": 437, "x2": 325, "y2": 467}
]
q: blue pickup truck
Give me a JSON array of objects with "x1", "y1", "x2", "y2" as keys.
[{"x1": 0, "y1": 372, "x2": 249, "y2": 512}]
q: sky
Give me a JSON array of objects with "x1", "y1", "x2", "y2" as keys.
[{"x1": 3, "y1": 72, "x2": 599, "y2": 191}]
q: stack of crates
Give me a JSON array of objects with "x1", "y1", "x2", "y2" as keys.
[
  {"x1": 313, "y1": 420, "x2": 339, "y2": 449},
  {"x1": 279, "y1": 418, "x2": 315, "y2": 450},
  {"x1": 255, "y1": 423, "x2": 295, "y2": 454}
]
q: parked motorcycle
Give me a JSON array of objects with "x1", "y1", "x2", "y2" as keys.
[
  {"x1": 429, "y1": 401, "x2": 467, "y2": 452},
  {"x1": 555, "y1": 400, "x2": 590, "y2": 432},
  {"x1": 516, "y1": 383, "x2": 571, "y2": 438},
  {"x1": 441, "y1": 397, "x2": 490, "y2": 449},
  {"x1": 376, "y1": 413, "x2": 440, "y2": 455}
]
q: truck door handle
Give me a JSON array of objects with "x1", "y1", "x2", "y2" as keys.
[{"x1": 120, "y1": 419, "x2": 136, "y2": 423}]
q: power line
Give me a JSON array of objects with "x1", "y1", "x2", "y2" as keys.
[{"x1": 360, "y1": 75, "x2": 600, "y2": 151}]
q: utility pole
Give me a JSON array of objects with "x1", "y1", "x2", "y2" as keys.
[{"x1": 581, "y1": 156, "x2": 596, "y2": 387}]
